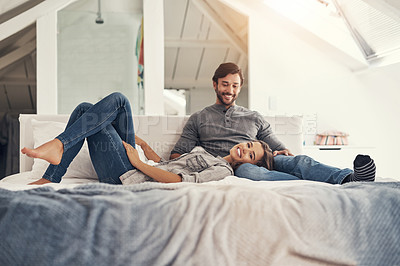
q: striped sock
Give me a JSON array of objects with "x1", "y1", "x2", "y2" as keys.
[{"x1": 346, "y1": 154, "x2": 376, "y2": 182}]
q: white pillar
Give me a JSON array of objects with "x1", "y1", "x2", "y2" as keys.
[
  {"x1": 143, "y1": 0, "x2": 164, "y2": 115},
  {"x1": 36, "y1": 11, "x2": 58, "y2": 114}
]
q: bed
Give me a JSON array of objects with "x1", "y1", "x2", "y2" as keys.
[{"x1": 0, "y1": 114, "x2": 399, "y2": 265}]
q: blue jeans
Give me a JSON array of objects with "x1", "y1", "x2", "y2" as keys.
[
  {"x1": 43, "y1": 92, "x2": 136, "y2": 184},
  {"x1": 235, "y1": 155, "x2": 352, "y2": 184}
]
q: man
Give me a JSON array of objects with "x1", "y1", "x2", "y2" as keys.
[
  {"x1": 169, "y1": 62, "x2": 376, "y2": 184},
  {"x1": 170, "y1": 62, "x2": 292, "y2": 160}
]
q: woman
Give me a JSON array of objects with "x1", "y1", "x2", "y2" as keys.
[
  {"x1": 21, "y1": 92, "x2": 273, "y2": 185},
  {"x1": 235, "y1": 151, "x2": 376, "y2": 184},
  {"x1": 119, "y1": 137, "x2": 273, "y2": 185}
]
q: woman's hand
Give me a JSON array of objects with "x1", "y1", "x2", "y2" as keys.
[
  {"x1": 123, "y1": 141, "x2": 181, "y2": 183},
  {"x1": 123, "y1": 141, "x2": 142, "y2": 167},
  {"x1": 273, "y1": 149, "x2": 294, "y2": 157}
]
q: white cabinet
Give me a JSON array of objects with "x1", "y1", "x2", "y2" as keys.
[{"x1": 302, "y1": 146, "x2": 376, "y2": 169}]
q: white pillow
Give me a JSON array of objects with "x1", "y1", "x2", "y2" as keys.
[
  {"x1": 135, "y1": 144, "x2": 148, "y2": 162},
  {"x1": 31, "y1": 119, "x2": 148, "y2": 181},
  {"x1": 31, "y1": 119, "x2": 98, "y2": 180}
]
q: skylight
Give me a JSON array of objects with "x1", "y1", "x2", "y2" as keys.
[
  {"x1": 263, "y1": 0, "x2": 400, "y2": 67},
  {"x1": 263, "y1": 0, "x2": 366, "y2": 65},
  {"x1": 334, "y1": 0, "x2": 400, "y2": 66}
]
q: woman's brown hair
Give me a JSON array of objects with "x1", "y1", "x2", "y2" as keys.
[
  {"x1": 231, "y1": 140, "x2": 274, "y2": 170},
  {"x1": 254, "y1": 140, "x2": 274, "y2": 170}
]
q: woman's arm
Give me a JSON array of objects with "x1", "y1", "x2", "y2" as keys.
[
  {"x1": 135, "y1": 136, "x2": 161, "y2": 162},
  {"x1": 123, "y1": 141, "x2": 181, "y2": 183}
]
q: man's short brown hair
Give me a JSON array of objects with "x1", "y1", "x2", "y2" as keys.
[{"x1": 212, "y1": 62, "x2": 244, "y2": 86}]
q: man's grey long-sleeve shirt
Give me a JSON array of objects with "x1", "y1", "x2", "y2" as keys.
[{"x1": 171, "y1": 104, "x2": 286, "y2": 157}]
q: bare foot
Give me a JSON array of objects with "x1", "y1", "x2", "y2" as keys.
[
  {"x1": 21, "y1": 138, "x2": 64, "y2": 165},
  {"x1": 28, "y1": 178, "x2": 53, "y2": 185}
]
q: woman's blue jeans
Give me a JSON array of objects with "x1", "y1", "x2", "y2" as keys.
[
  {"x1": 235, "y1": 155, "x2": 352, "y2": 185},
  {"x1": 42, "y1": 92, "x2": 135, "y2": 184}
]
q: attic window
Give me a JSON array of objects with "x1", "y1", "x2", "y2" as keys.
[{"x1": 333, "y1": 0, "x2": 400, "y2": 65}]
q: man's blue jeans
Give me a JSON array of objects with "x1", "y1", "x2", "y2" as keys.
[
  {"x1": 235, "y1": 155, "x2": 352, "y2": 184},
  {"x1": 43, "y1": 92, "x2": 135, "y2": 184}
]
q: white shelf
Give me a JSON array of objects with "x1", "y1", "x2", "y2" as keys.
[
  {"x1": 302, "y1": 145, "x2": 376, "y2": 169},
  {"x1": 304, "y1": 145, "x2": 375, "y2": 150}
]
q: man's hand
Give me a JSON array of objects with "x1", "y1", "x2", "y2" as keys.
[
  {"x1": 273, "y1": 149, "x2": 294, "y2": 157},
  {"x1": 170, "y1": 153, "x2": 181, "y2": 160}
]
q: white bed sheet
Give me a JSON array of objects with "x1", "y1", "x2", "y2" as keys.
[
  {"x1": 0, "y1": 171, "x2": 395, "y2": 191},
  {"x1": 0, "y1": 171, "x2": 332, "y2": 191},
  {"x1": 0, "y1": 171, "x2": 97, "y2": 191}
]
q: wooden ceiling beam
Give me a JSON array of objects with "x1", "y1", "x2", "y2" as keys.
[
  {"x1": 0, "y1": 0, "x2": 45, "y2": 25},
  {"x1": 0, "y1": 23, "x2": 35, "y2": 52},
  {"x1": 237, "y1": 24, "x2": 248, "y2": 39},
  {"x1": 0, "y1": 0, "x2": 78, "y2": 42},
  {"x1": 165, "y1": 77, "x2": 211, "y2": 88},
  {"x1": 165, "y1": 38, "x2": 231, "y2": 48},
  {"x1": 0, "y1": 61, "x2": 20, "y2": 79},
  {"x1": 191, "y1": 0, "x2": 248, "y2": 56},
  {"x1": 0, "y1": 40, "x2": 36, "y2": 71},
  {"x1": 14, "y1": 25, "x2": 36, "y2": 47},
  {"x1": 0, "y1": 77, "x2": 36, "y2": 86}
]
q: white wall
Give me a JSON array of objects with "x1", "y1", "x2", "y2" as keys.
[
  {"x1": 247, "y1": 5, "x2": 400, "y2": 179},
  {"x1": 57, "y1": 10, "x2": 142, "y2": 114},
  {"x1": 36, "y1": 0, "x2": 164, "y2": 115},
  {"x1": 353, "y1": 65, "x2": 400, "y2": 178}
]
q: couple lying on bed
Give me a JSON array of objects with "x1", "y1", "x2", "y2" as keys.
[{"x1": 22, "y1": 92, "x2": 376, "y2": 185}]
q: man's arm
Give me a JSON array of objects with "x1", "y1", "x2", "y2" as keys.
[
  {"x1": 169, "y1": 115, "x2": 200, "y2": 159},
  {"x1": 257, "y1": 115, "x2": 293, "y2": 156}
]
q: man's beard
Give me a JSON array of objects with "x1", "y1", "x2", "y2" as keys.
[{"x1": 216, "y1": 90, "x2": 237, "y2": 106}]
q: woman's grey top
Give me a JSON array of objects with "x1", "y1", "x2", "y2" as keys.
[{"x1": 120, "y1": 146, "x2": 233, "y2": 185}]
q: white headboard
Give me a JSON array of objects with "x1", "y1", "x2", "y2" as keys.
[{"x1": 19, "y1": 114, "x2": 303, "y2": 172}]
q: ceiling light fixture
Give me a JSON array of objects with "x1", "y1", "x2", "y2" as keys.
[{"x1": 95, "y1": 0, "x2": 104, "y2": 24}]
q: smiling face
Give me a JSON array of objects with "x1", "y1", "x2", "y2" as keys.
[
  {"x1": 229, "y1": 141, "x2": 264, "y2": 165},
  {"x1": 214, "y1": 73, "x2": 242, "y2": 107}
]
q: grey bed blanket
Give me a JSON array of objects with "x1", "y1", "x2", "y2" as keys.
[{"x1": 0, "y1": 181, "x2": 399, "y2": 266}]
